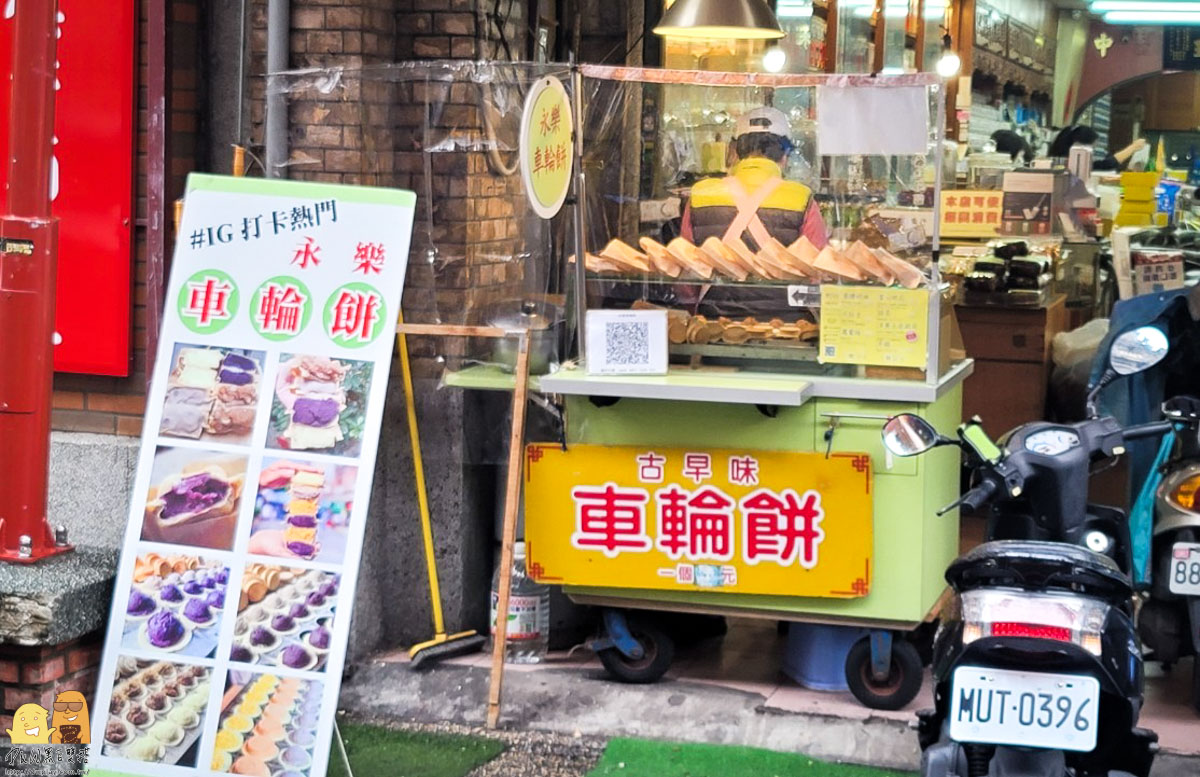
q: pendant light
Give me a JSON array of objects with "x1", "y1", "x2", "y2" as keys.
[{"x1": 653, "y1": 0, "x2": 786, "y2": 40}]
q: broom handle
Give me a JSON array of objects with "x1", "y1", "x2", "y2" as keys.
[{"x1": 396, "y1": 311, "x2": 446, "y2": 636}]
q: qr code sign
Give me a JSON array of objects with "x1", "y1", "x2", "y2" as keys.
[{"x1": 604, "y1": 322, "x2": 651, "y2": 366}]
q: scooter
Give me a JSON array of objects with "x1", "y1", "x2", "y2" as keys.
[
  {"x1": 1138, "y1": 395, "x2": 1200, "y2": 713},
  {"x1": 882, "y1": 325, "x2": 1172, "y2": 777}
]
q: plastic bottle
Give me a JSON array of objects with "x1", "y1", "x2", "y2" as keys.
[{"x1": 489, "y1": 542, "x2": 549, "y2": 664}]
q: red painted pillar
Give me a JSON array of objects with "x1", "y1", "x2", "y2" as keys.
[{"x1": 0, "y1": 0, "x2": 71, "y2": 562}]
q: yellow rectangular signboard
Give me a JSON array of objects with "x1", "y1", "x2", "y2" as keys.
[
  {"x1": 819, "y1": 285, "x2": 929, "y2": 369},
  {"x1": 524, "y1": 444, "x2": 874, "y2": 598}
]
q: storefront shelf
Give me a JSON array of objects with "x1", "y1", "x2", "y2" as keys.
[{"x1": 441, "y1": 364, "x2": 542, "y2": 392}]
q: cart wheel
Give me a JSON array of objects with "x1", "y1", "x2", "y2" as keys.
[
  {"x1": 844, "y1": 636, "x2": 922, "y2": 711},
  {"x1": 598, "y1": 619, "x2": 675, "y2": 684}
]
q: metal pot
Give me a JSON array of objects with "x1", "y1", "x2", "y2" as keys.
[{"x1": 488, "y1": 301, "x2": 561, "y2": 375}]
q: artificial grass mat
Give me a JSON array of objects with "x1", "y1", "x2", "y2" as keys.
[
  {"x1": 325, "y1": 720, "x2": 505, "y2": 777},
  {"x1": 586, "y1": 738, "x2": 915, "y2": 777}
]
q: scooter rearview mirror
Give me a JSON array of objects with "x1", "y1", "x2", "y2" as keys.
[
  {"x1": 1110, "y1": 326, "x2": 1169, "y2": 376},
  {"x1": 882, "y1": 414, "x2": 942, "y2": 457}
]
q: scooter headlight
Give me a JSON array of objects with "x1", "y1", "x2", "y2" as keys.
[
  {"x1": 1167, "y1": 473, "x2": 1200, "y2": 511},
  {"x1": 960, "y1": 589, "x2": 1108, "y2": 656}
]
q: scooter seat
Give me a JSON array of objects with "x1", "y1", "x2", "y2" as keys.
[{"x1": 948, "y1": 540, "x2": 1132, "y2": 600}]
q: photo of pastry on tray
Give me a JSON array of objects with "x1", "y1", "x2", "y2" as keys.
[
  {"x1": 120, "y1": 552, "x2": 229, "y2": 658},
  {"x1": 266, "y1": 354, "x2": 372, "y2": 458},
  {"x1": 211, "y1": 670, "x2": 324, "y2": 775},
  {"x1": 103, "y1": 656, "x2": 212, "y2": 767},
  {"x1": 248, "y1": 459, "x2": 356, "y2": 564},
  {"x1": 159, "y1": 343, "x2": 264, "y2": 446},
  {"x1": 141, "y1": 447, "x2": 247, "y2": 551},
  {"x1": 229, "y1": 564, "x2": 339, "y2": 673},
  {"x1": 572, "y1": 235, "x2": 926, "y2": 288}
]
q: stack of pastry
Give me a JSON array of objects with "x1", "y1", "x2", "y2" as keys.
[
  {"x1": 283, "y1": 469, "x2": 324, "y2": 559},
  {"x1": 281, "y1": 356, "x2": 349, "y2": 451},
  {"x1": 575, "y1": 235, "x2": 926, "y2": 289}
]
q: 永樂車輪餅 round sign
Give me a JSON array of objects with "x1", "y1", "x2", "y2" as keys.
[{"x1": 520, "y1": 76, "x2": 574, "y2": 219}]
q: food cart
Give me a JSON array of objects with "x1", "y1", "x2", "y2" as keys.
[
  {"x1": 272, "y1": 60, "x2": 972, "y2": 711},
  {"x1": 513, "y1": 67, "x2": 971, "y2": 710}
]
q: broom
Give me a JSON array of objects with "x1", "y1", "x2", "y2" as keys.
[{"x1": 397, "y1": 314, "x2": 487, "y2": 668}]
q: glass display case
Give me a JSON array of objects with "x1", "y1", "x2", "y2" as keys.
[{"x1": 576, "y1": 68, "x2": 960, "y2": 388}]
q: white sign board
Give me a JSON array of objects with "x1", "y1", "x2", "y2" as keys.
[
  {"x1": 815, "y1": 85, "x2": 929, "y2": 157},
  {"x1": 89, "y1": 174, "x2": 415, "y2": 777}
]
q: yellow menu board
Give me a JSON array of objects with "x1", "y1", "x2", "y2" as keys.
[{"x1": 818, "y1": 285, "x2": 929, "y2": 368}]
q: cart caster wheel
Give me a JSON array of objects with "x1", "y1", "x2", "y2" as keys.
[
  {"x1": 598, "y1": 619, "x2": 675, "y2": 684},
  {"x1": 845, "y1": 636, "x2": 922, "y2": 711}
]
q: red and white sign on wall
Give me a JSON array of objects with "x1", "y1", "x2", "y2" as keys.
[{"x1": 0, "y1": 0, "x2": 136, "y2": 375}]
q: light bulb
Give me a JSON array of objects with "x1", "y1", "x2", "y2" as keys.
[
  {"x1": 763, "y1": 46, "x2": 787, "y2": 73},
  {"x1": 936, "y1": 50, "x2": 961, "y2": 78}
]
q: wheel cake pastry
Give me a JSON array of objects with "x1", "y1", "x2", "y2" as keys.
[
  {"x1": 176, "y1": 348, "x2": 224, "y2": 371},
  {"x1": 160, "y1": 386, "x2": 213, "y2": 439},
  {"x1": 217, "y1": 352, "x2": 259, "y2": 386},
  {"x1": 597, "y1": 238, "x2": 652, "y2": 274},
  {"x1": 786, "y1": 237, "x2": 832, "y2": 280},
  {"x1": 665, "y1": 238, "x2": 715, "y2": 279},
  {"x1": 699, "y1": 237, "x2": 750, "y2": 281},
  {"x1": 638, "y1": 237, "x2": 684, "y2": 278},
  {"x1": 844, "y1": 240, "x2": 894, "y2": 284},
  {"x1": 756, "y1": 239, "x2": 812, "y2": 281},
  {"x1": 871, "y1": 247, "x2": 926, "y2": 289},
  {"x1": 813, "y1": 245, "x2": 866, "y2": 281},
  {"x1": 280, "y1": 356, "x2": 349, "y2": 451},
  {"x1": 145, "y1": 466, "x2": 242, "y2": 530},
  {"x1": 724, "y1": 237, "x2": 777, "y2": 280}
]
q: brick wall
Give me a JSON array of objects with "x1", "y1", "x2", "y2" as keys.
[
  {"x1": 0, "y1": 632, "x2": 102, "y2": 737},
  {"x1": 49, "y1": 0, "x2": 204, "y2": 438}
]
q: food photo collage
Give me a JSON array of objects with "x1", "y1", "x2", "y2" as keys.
[{"x1": 101, "y1": 344, "x2": 374, "y2": 774}]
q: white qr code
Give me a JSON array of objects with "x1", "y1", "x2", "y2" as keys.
[{"x1": 604, "y1": 321, "x2": 651, "y2": 366}]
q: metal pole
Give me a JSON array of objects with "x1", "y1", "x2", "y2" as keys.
[
  {"x1": 571, "y1": 65, "x2": 587, "y2": 365},
  {"x1": 0, "y1": 0, "x2": 71, "y2": 562},
  {"x1": 265, "y1": 0, "x2": 289, "y2": 178}
]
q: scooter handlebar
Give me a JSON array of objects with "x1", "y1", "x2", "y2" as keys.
[{"x1": 961, "y1": 478, "x2": 1000, "y2": 512}]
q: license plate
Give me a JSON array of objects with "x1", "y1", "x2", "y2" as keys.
[
  {"x1": 949, "y1": 666, "x2": 1099, "y2": 752},
  {"x1": 1169, "y1": 542, "x2": 1200, "y2": 596}
]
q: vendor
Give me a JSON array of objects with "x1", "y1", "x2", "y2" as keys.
[
  {"x1": 681, "y1": 107, "x2": 829, "y2": 251},
  {"x1": 1048, "y1": 126, "x2": 1147, "y2": 171}
]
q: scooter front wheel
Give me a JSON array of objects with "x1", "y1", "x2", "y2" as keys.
[{"x1": 844, "y1": 636, "x2": 922, "y2": 710}]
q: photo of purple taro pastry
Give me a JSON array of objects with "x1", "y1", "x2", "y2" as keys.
[
  {"x1": 182, "y1": 598, "x2": 212, "y2": 624},
  {"x1": 159, "y1": 584, "x2": 184, "y2": 603},
  {"x1": 271, "y1": 614, "x2": 295, "y2": 632},
  {"x1": 280, "y1": 645, "x2": 313, "y2": 669},
  {"x1": 291, "y1": 398, "x2": 340, "y2": 427},
  {"x1": 202, "y1": 574, "x2": 217, "y2": 589},
  {"x1": 288, "y1": 603, "x2": 309, "y2": 619},
  {"x1": 307, "y1": 625, "x2": 331, "y2": 650},
  {"x1": 318, "y1": 579, "x2": 337, "y2": 597},
  {"x1": 146, "y1": 610, "x2": 186, "y2": 648},
  {"x1": 159, "y1": 472, "x2": 230, "y2": 520},
  {"x1": 249, "y1": 626, "x2": 277, "y2": 649},
  {"x1": 182, "y1": 580, "x2": 204, "y2": 596},
  {"x1": 288, "y1": 541, "x2": 316, "y2": 558},
  {"x1": 218, "y1": 367, "x2": 254, "y2": 385},
  {"x1": 215, "y1": 568, "x2": 229, "y2": 584},
  {"x1": 305, "y1": 591, "x2": 326, "y2": 608},
  {"x1": 230, "y1": 643, "x2": 254, "y2": 662},
  {"x1": 205, "y1": 590, "x2": 225, "y2": 609},
  {"x1": 287, "y1": 513, "x2": 317, "y2": 529},
  {"x1": 126, "y1": 589, "x2": 156, "y2": 616}
]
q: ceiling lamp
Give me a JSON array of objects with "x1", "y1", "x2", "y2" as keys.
[
  {"x1": 1103, "y1": 10, "x2": 1200, "y2": 23},
  {"x1": 653, "y1": 0, "x2": 786, "y2": 40}
]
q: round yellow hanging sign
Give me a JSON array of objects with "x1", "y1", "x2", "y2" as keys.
[{"x1": 519, "y1": 76, "x2": 574, "y2": 220}]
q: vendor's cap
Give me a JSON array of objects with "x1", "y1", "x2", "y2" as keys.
[{"x1": 735, "y1": 107, "x2": 790, "y2": 139}]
